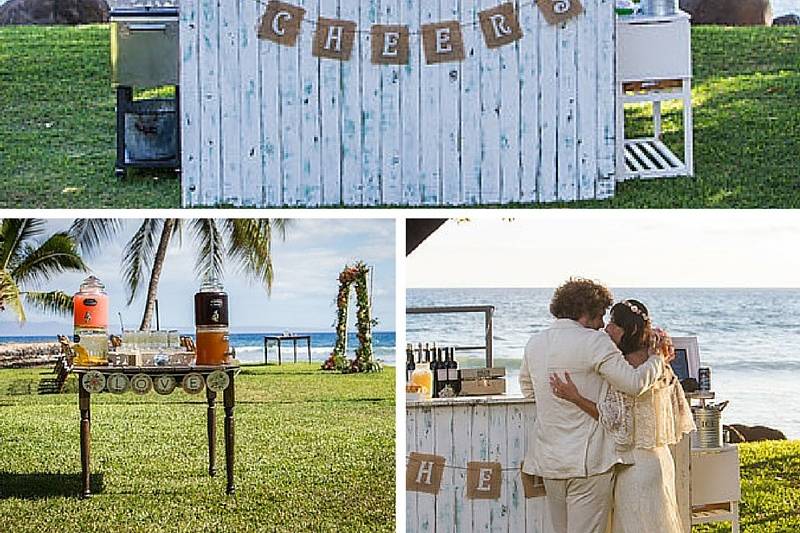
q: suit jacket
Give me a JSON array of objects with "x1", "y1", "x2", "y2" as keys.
[{"x1": 520, "y1": 319, "x2": 662, "y2": 479}]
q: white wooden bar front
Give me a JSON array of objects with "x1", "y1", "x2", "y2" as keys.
[
  {"x1": 179, "y1": 0, "x2": 616, "y2": 207},
  {"x1": 407, "y1": 395, "x2": 694, "y2": 533},
  {"x1": 407, "y1": 396, "x2": 549, "y2": 533}
]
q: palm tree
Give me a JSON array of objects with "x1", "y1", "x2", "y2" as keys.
[
  {"x1": 74, "y1": 219, "x2": 287, "y2": 331},
  {"x1": 0, "y1": 219, "x2": 89, "y2": 322}
]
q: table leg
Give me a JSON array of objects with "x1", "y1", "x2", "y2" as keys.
[
  {"x1": 278, "y1": 342, "x2": 282, "y2": 365},
  {"x1": 206, "y1": 388, "x2": 217, "y2": 477},
  {"x1": 79, "y1": 385, "x2": 92, "y2": 499},
  {"x1": 293, "y1": 339, "x2": 297, "y2": 363},
  {"x1": 224, "y1": 376, "x2": 236, "y2": 495},
  {"x1": 264, "y1": 338, "x2": 268, "y2": 365},
  {"x1": 307, "y1": 338, "x2": 311, "y2": 363}
]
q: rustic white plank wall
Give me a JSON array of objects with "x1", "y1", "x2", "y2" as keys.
[
  {"x1": 407, "y1": 401, "x2": 549, "y2": 533},
  {"x1": 180, "y1": 0, "x2": 615, "y2": 206}
]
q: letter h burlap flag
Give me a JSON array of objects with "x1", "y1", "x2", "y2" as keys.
[
  {"x1": 406, "y1": 452, "x2": 446, "y2": 494},
  {"x1": 258, "y1": 0, "x2": 306, "y2": 46},
  {"x1": 313, "y1": 17, "x2": 358, "y2": 60}
]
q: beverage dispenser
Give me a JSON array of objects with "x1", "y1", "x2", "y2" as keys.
[
  {"x1": 73, "y1": 275, "x2": 110, "y2": 362},
  {"x1": 194, "y1": 278, "x2": 230, "y2": 365}
]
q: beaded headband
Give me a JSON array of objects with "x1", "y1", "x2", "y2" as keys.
[{"x1": 620, "y1": 300, "x2": 650, "y2": 322}]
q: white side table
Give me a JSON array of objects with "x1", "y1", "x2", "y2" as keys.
[
  {"x1": 691, "y1": 445, "x2": 741, "y2": 532},
  {"x1": 616, "y1": 12, "x2": 694, "y2": 180}
]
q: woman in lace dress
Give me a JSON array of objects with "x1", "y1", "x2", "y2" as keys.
[{"x1": 549, "y1": 300, "x2": 696, "y2": 533}]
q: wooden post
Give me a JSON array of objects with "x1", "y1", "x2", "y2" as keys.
[
  {"x1": 293, "y1": 338, "x2": 298, "y2": 363},
  {"x1": 223, "y1": 373, "x2": 236, "y2": 495},
  {"x1": 206, "y1": 388, "x2": 217, "y2": 477},
  {"x1": 79, "y1": 384, "x2": 92, "y2": 498},
  {"x1": 277, "y1": 342, "x2": 282, "y2": 365},
  {"x1": 306, "y1": 337, "x2": 311, "y2": 363}
]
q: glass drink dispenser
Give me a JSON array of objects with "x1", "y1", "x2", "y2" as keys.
[
  {"x1": 73, "y1": 275, "x2": 110, "y2": 362},
  {"x1": 194, "y1": 278, "x2": 230, "y2": 365}
]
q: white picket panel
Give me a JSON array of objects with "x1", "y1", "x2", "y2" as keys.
[
  {"x1": 220, "y1": 0, "x2": 242, "y2": 203},
  {"x1": 181, "y1": 0, "x2": 615, "y2": 206},
  {"x1": 407, "y1": 398, "x2": 550, "y2": 533}
]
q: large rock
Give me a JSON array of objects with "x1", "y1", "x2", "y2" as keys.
[
  {"x1": 0, "y1": 0, "x2": 110, "y2": 25},
  {"x1": 725, "y1": 424, "x2": 787, "y2": 443},
  {"x1": 680, "y1": 0, "x2": 773, "y2": 26},
  {"x1": 773, "y1": 14, "x2": 800, "y2": 26}
]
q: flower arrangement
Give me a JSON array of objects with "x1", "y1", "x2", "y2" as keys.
[{"x1": 321, "y1": 261, "x2": 382, "y2": 374}]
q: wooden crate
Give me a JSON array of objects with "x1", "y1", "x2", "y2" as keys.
[{"x1": 179, "y1": 0, "x2": 616, "y2": 207}]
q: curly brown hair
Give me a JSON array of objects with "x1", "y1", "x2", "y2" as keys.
[{"x1": 549, "y1": 278, "x2": 614, "y2": 321}]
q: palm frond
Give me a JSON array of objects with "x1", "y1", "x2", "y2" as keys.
[
  {"x1": 0, "y1": 269, "x2": 26, "y2": 323},
  {"x1": 22, "y1": 290, "x2": 74, "y2": 317},
  {"x1": 121, "y1": 219, "x2": 163, "y2": 305},
  {"x1": 11, "y1": 232, "x2": 88, "y2": 288},
  {"x1": 0, "y1": 219, "x2": 46, "y2": 271},
  {"x1": 223, "y1": 219, "x2": 284, "y2": 293},
  {"x1": 190, "y1": 218, "x2": 224, "y2": 283},
  {"x1": 69, "y1": 219, "x2": 124, "y2": 258}
]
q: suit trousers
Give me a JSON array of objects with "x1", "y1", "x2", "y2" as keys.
[{"x1": 543, "y1": 468, "x2": 615, "y2": 533}]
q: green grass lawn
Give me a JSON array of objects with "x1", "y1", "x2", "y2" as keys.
[
  {"x1": 0, "y1": 24, "x2": 798, "y2": 208},
  {"x1": 0, "y1": 364, "x2": 396, "y2": 532}
]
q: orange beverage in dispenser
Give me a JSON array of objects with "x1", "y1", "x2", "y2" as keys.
[
  {"x1": 195, "y1": 327, "x2": 229, "y2": 365},
  {"x1": 410, "y1": 363, "x2": 433, "y2": 400},
  {"x1": 73, "y1": 276, "x2": 109, "y2": 332}
]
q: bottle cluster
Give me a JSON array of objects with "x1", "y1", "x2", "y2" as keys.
[{"x1": 406, "y1": 342, "x2": 461, "y2": 398}]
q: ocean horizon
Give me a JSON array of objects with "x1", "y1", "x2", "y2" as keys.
[{"x1": 408, "y1": 287, "x2": 800, "y2": 439}]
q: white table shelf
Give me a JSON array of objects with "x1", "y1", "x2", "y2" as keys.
[{"x1": 616, "y1": 12, "x2": 694, "y2": 181}]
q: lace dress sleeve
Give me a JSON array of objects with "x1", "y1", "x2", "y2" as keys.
[{"x1": 598, "y1": 387, "x2": 634, "y2": 447}]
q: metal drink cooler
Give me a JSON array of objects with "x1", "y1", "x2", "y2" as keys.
[{"x1": 110, "y1": 5, "x2": 180, "y2": 178}]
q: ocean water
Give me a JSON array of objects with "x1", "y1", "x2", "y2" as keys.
[
  {"x1": 0, "y1": 331, "x2": 397, "y2": 366},
  {"x1": 408, "y1": 288, "x2": 800, "y2": 439}
]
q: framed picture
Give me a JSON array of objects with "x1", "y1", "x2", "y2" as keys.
[{"x1": 670, "y1": 336, "x2": 700, "y2": 381}]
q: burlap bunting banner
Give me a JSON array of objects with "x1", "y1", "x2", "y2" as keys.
[
  {"x1": 406, "y1": 455, "x2": 548, "y2": 499},
  {"x1": 257, "y1": 0, "x2": 581, "y2": 63}
]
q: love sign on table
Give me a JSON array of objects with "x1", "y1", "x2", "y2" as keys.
[{"x1": 257, "y1": 0, "x2": 583, "y2": 64}]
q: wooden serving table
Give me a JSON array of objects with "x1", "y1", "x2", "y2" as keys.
[
  {"x1": 263, "y1": 335, "x2": 312, "y2": 365},
  {"x1": 72, "y1": 364, "x2": 240, "y2": 499}
]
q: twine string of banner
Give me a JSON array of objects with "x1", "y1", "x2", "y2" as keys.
[
  {"x1": 407, "y1": 455, "x2": 522, "y2": 472},
  {"x1": 248, "y1": 0, "x2": 570, "y2": 35}
]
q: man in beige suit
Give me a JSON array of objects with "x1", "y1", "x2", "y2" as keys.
[{"x1": 520, "y1": 278, "x2": 663, "y2": 533}]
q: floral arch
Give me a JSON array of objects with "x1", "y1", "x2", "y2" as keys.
[{"x1": 321, "y1": 261, "x2": 381, "y2": 373}]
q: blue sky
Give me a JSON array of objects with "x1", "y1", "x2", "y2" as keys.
[{"x1": 1, "y1": 218, "x2": 396, "y2": 335}]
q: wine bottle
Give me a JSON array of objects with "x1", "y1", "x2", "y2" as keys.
[
  {"x1": 430, "y1": 343, "x2": 439, "y2": 398},
  {"x1": 436, "y1": 347, "x2": 448, "y2": 397},
  {"x1": 447, "y1": 346, "x2": 460, "y2": 395},
  {"x1": 406, "y1": 343, "x2": 415, "y2": 382}
]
